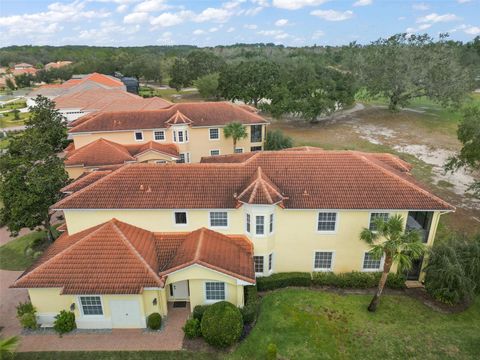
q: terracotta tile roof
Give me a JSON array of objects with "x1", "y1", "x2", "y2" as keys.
[
  {"x1": 236, "y1": 167, "x2": 285, "y2": 206},
  {"x1": 64, "y1": 138, "x2": 179, "y2": 167},
  {"x1": 61, "y1": 170, "x2": 114, "y2": 194},
  {"x1": 53, "y1": 149, "x2": 453, "y2": 211},
  {"x1": 157, "y1": 228, "x2": 255, "y2": 283},
  {"x1": 11, "y1": 219, "x2": 163, "y2": 294},
  {"x1": 69, "y1": 102, "x2": 268, "y2": 133},
  {"x1": 99, "y1": 97, "x2": 171, "y2": 112},
  {"x1": 201, "y1": 152, "x2": 257, "y2": 163},
  {"x1": 12, "y1": 220, "x2": 255, "y2": 293},
  {"x1": 64, "y1": 142, "x2": 75, "y2": 153},
  {"x1": 54, "y1": 88, "x2": 141, "y2": 111}
]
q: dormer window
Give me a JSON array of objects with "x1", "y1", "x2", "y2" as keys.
[{"x1": 174, "y1": 129, "x2": 188, "y2": 143}]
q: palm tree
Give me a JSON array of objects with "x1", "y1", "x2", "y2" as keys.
[
  {"x1": 360, "y1": 214, "x2": 425, "y2": 312},
  {"x1": 0, "y1": 336, "x2": 19, "y2": 359},
  {"x1": 223, "y1": 122, "x2": 248, "y2": 153}
]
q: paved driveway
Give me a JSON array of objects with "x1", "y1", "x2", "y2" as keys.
[{"x1": 0, "y1": 271, "x2": 187, "y2": 351}]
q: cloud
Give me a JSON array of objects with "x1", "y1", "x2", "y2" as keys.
[
  {"x1": 310, "y1": 9, "x2": 354, "y2": 21},
  {"x1": 416, "y1": 13, "x2": 460, "y2": 24},
  {"x1": 134, "y1": 0, "x2": 170, "y2": 12},
  {"x1": 227, "y1": 27, "x2": 235, "y2": 32},
  {"x1": 258, "y1": 29, "x2": 290, "y2": 40},
  {"x1": 123, "y1": 12, "x2": 149, "y2": 24},
  {"x1": 117, "y1": 4, "x2": 129, "y2": 12},
  {"x1": 150, "y1": 11, "x2": 193, "y2": 27},
  {"x1": 193, "y1": 29, "x2": 205, "y2": 35},
  {"x1": 464, "y1": 25, "x2": 480, "y2": 35},
  {"x1": 275, "y1": 19, "x2": 289, "y2": 26},
  {"x1": 195, "y1": 7, "x2": 233, "y2": 23},
  {"x1": 244, "y1": 24, "x2": 258, "y2": 29},
  {"x1": 245, "y1": 7, "x2": 264, "y2": 16},
  {"x1": 312, "y1": 30, "x2": 325, "y2": 39},
  {"x1": 406, "y1": 23, "x2": 431, "y2": 33},
  {"x1": 251, "y1": 0, "x2": 269, "y2": 6},
  {"x1": 353, "y1": 0, "x2": 372, "y2": 7},
  {"x1": 158, "y1": 31, "x2": 173, "y2": 44},
  {"x1": 412, "y1": 3, "x2": 429, "y2": 11},
  {"x1": 272, "y1": 0, "x2": 328, "y2": 10},
  {"x1": 457, "y1": 0, "x2": 471, "y2": 3}
]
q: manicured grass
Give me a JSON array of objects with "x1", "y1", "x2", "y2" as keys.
[
  {"x1": 230, "y1": 289, "x2": 480, "y2": 360},
  {"x1": 0, "y1": 230, "x2": 48, "y2": 270},
  {"x1": 14, "y1": 351, "x2": 216, "y2": 360},
  {"x1": 139, "y1": 86, "x2": 203, "y2": 102}
]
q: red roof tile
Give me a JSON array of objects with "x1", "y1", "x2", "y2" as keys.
[
  {"x1": 236, "y1": 167, "x2": 285, "y2": 205},
  {"x1": 12, "y1": 220, "x2": 254, "y2": 293},
  {"x1": 54, "y1": 88, "x2": 141, "y2": 111},
  {"x1": 69, "y1": 102, "x2": 268, "y2": 133},
  {"x1": 61, "y1": 170, "x2": 114, "y2": 194},
  {"x1": 53, "y1": 149, "x2": 453, "y2": 211}
]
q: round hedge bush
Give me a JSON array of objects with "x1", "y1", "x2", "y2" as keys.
[
  {"x1": 200, "y1": 301, "x2": 243, "y2": 348},
  {"x1": 147, "y1": 312, "x2": 162, "y2": 330}
]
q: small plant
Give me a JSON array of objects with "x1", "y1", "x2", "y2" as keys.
[
  {"x1": 266, "y1": 343, "x2": 278, "y2": 360},
  {"x1": 192, "y1": 305, "x2": 210, "y2": 322},
  {"x1": 201, "y1": 301, "x2": 243, "y2": 348},
  {"x1": 147, "y1": 312, "x2": 162, "y2": 330},
  {"x1": 0, "y1": 336, "x2": 19, "y2": 360},
  {"x1": 16, "y1": 301, "x2": 35, "y2": 318},
  {"x1": 53, "y1": 310, "x2": 76, "y2": 335},
  {"x1": 182, "y1": 318, "x2": 201, "y2": 339},
  {"x1": 19, "y1": 312, "x2": 38, "y2": 330}
]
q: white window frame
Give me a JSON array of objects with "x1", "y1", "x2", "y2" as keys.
[
  {"x1": 134, "y1": 131, "x2": 144, "y2": 142},
  {"x1": 173, "y1": 210, "x2": 188, "y2": 226},
  {"x1": 153, "y1": 130, "x2": 165, "y2": 142},
  {"x1": 362, "y1": 251, "x2": 385, "y2": 272},
  {"x1": 313, "y1": 250, "x2": 335, "y2": 272},
  {"x1": 178, "y1": 153, "x2": 190, "y2": 164},
  {"x1": 254, "y1": 255, "x2": 265, "y2": 275},
  {"x1": 316, "y1": 211, "x2": 338, "y2": 234},
  {"x1": 234, "y1": 148, "x2": 244, "y2": 154},
  {"x1": 255, "y1": 215, "x2": 265, "y2": 236},
  {"x1": 269, "y1": 213, "x2": 274, "y2": 234},
  {"x1": 246, "y1": 213, "x2": 251, "y2": 234},
  {"x1": 268, "y1": 253, "x2": 274, "y2": 273},
  {"x1": 210, "y1": 149, "x2": 220, "y2": 156},
  {"x1": 209, "y1": 128, "x2": 219, "y2": 141},
  {"x1": 209, "y1": 211, "x2": 228, "y2": 228},
  {"x1": 369, "y1": 212, "x2": 390, "y2": 232},
  {"x1": 204, "y1": 281, "x2": 226, "y2": 303},
  {"x1": 77, "y1": 295, "x2": 104, "y2": 318}
]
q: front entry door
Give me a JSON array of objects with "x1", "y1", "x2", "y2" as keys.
[
  {"x1": 405, "y1": 257, "x2": 424, "y2": 281},
  {"x1": 172, "y1": 280, "x2": 189, "y2": 299}
]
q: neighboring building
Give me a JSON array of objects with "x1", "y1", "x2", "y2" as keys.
[
  {"x1": 12, "y1": 148, "x2": 453, "y2": 329},
  {"x1": 44, "y1": 61, "x2": 73, "y2": 70},
  {"x1": 14, "y1": 63, "x2": 34, "y2": 70},
  {"x1": 68, "y1": 102, "x2": 269, "y2": 162},
  {"x1": 64, "y1": 138, "x2": 179, "y2": 178},
  {"x1": 120, "y1": 77, "x2": 139, "y2": 94}
]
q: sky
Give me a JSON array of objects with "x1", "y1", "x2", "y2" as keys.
[{"x1": 0, "y1": 0, "x2": 479, "y2": 47}]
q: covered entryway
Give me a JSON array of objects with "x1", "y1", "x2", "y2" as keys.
[
  {"x1": 110, "y1": 300, "x2": 144, "y2": 328},
  {"x1": 169, "y1": 280, "x2": 190, "y2": 300}
]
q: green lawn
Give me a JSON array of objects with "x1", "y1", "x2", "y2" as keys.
[
  {"x1": 230, "y1": 289, "x2": 480, "y2": 360},
  {"x1": 14, "y1": 351, "x2": 215, "y2": 360},
  {"x1": 0, "y1": 230, "x2": 48, "y2": 270},
  {"x1": 139, "y1": 86, "x2": 203, "y2": 102}
]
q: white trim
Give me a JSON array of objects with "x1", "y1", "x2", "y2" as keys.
[
  {"x1": 209, "y1": 128, "x2": 220, "y2": 141},
  {"x1": 312, "y1": 250, "x2": 336, "y2": 272},
  {"x1": 77, "y1": 295, "x2": 105, "y2": 319},
  {"x1": 209, "y1": 149, "x2": 220, "y2": 156},
  {"x1": 268, "y1": 252, "x2": 274, "y2": 274},
  {"x1": 152, "y1": 130, "x2": 166, "y2": 142},
  {"x1": 316, "y1": 211, "x2": 339, "y2": 234},
  {"x1": 173, "y1": 210, "x2": 188, "y2": 226},
  {"x1": 164, "y1": 263, "x2": 255, "y2": 284},
  {"x1": 361, "y1": 251, "x2": 385, "y2": 272},
  {"x1": 208, "y1": 210, "x2": 229, "y2": 229},
  {"x1": 254, "y1": 214, "x2": 266, "y2": 237},
  {"x1": 204, "y1": 281, "x2": 227, "y2": 304},
  {"x1": 133, "y1": 131, "x2": 144, "y2": 142},
  {"x1": 234, "y1": 147, "x2": 244, "y2": 154},
  {"x1": 368, "y1": 211, "x2": 390, "y2": 232}
]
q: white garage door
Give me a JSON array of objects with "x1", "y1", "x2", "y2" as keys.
[{"x1": 110, "y1": 300, "x2": 143, "y2": 328}]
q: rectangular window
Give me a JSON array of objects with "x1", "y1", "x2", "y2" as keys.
[
  {"x1": 251, "y1": 125, "x2": 262, "y2": 143},
  {"x1": 205, "y1": 282, "x2": 225, "y2": 301},
  {"x1": 234, "y1": 148, "x2": 243, "y2": 153},
  {"x1": 269, "y1": 214, "x2": 274, "y2": 233},
  {"x1": 254, "y1": 256, "x2": 264, "y2": 273},
  {"x1": 209, "y1": 128, "x2": 219, "y2": 140},
  {"x1": 177, "y1": 154, "x2": 185, "y2": 163},
  {"x1": 250, "y1": 146, "x2": 262, "y2": 152},
  {"x1": 210, "y1": 211, "x2": 228, "y2": 227},
  {"x1": 178, "y1": 131, "x2": 184, "y2": 142},
  {"x1": 369, "y1": 213, "x2": 389, "y2": 231},
  {"x1": 134, "y1": 131, "x2": 143, "y2": 141},
  {"x1": 174, "y1": 211, "x2": 187, "y2": 225},
  {"x1": 255, "y1": 216, "x2": 265, "y2": 235},
  {"x1": 80, "y1": 296, "x2": 103, "y2": 315},
  {"x1": 210, "y1": 149, "x2": 220, "y2": 156},
  {"x1": 154, "y1": 130, "x2": 165, "y2": 141},
  {"x1": 363, "y1": 252, "x2": 382, "y2": 270},
  {"x1": 314, "y1": 252, "x2": 334, "y2": 271},
  {"x1": 246, "y1": 214, "x2": 251, "y2": 233},
  {"x1": 317, "y1": 212, "x2": 337, "y2": 232},
  {"x1": 268, "y1": 253, "x2": 273, "y2": 271}
]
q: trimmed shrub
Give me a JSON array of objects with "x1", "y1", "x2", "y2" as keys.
[
  {"x1": 384, "y1": 273, "x2": 407, "y2": 289},
  {"x1": 53, "y1": 310, "x2": 76, "y2": 335},
  {"x1": 182, "y1": 318, "x2": 201, "y2": 339},
  {"x1": 16, "y1": 302, "x2": 35, "y2": 318},
  {"x1": 240, "y1": 298, "x2": 260, "y2": 325},
  {"x1": 147, "y1": 312, "x2": 162, "y2": 330},
  {"x1": 312, "y1": 271, "x2": 406, "y2": 289},
  {"x1": 244, "y1": 285, "x2": 258, "y2": 304},
  {"x1": 192, "y1": 305, "x2": 210, "y2": 322},
  {"x1": 267, "y1": 343, "x2": 278, "y2": 360},
  {"x1": 19, "y1": 312, "x2": 38, "y2": 330},
  {"x1": 256, "y1": 272, "x2": 312, "y2": 291},
  {"x1": 201, "y1": 301, "x2": 243, "y2": 348}
]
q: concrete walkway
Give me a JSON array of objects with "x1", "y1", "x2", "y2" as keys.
[
  {"x1": 0, "y1": 226, "x2": 32, "y2": 246},
  {"x1": 0, "y1": 271, "x2": 188, "y2": 351}
]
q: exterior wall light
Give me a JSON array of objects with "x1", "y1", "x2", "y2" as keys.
[
  {"x1": 70, "y1": 303, "x2": 75, "y2": 311},
  {"x1": 153, "y1": 298, "x2": 157, "y2": 306}
]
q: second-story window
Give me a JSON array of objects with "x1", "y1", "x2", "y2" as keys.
[
  {"x1": 174, "y1": 129, "x2": 188, "y2": 143},
  {"x1": 369, "y1": 212, "x2": 389, "y2": 231},
  {"x1": 256, "y1": 215, "x2": 265, "y2": 235},
  {"x1": 154, "y1": 130, "x2": 165, "y2": 141},
  {"x1": 269, "y1": 213, "x2": 274, "y2": 233},
  {"x1": 134, "y1": 131, "x2": 143, "y2": 141},
  {"x1": 209, "y1": 128, "x2": 219, "y2": 140},
  {"x1": 246, "y1": 214, "x2": 251, "y2": 233},
  {"x1": 317, "y1": 212, "x2": 337, "y2": 232},
  {"x1": 250, "y1": 125, "x2": 262, "y2": 143}
]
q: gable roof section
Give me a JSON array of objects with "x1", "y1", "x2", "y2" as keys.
[
  {"x1": 69, "y1": 102, "x2": 268, "y2": 133},
  {"x1": 236, "y1": 167, "x2": 286, "y2": 206},
  {"x1": 54, "y1": 149, "x2": 453, "y2": 211},
  {"x1": 61, "y1": 170, "x2": 114, "y2": 194},
  {"x1": 12, "y1": 219, "x2": 163, "y2": 294},
  {"x1": 12, "y1": 220, "x2": 255, "y2": 293}
]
